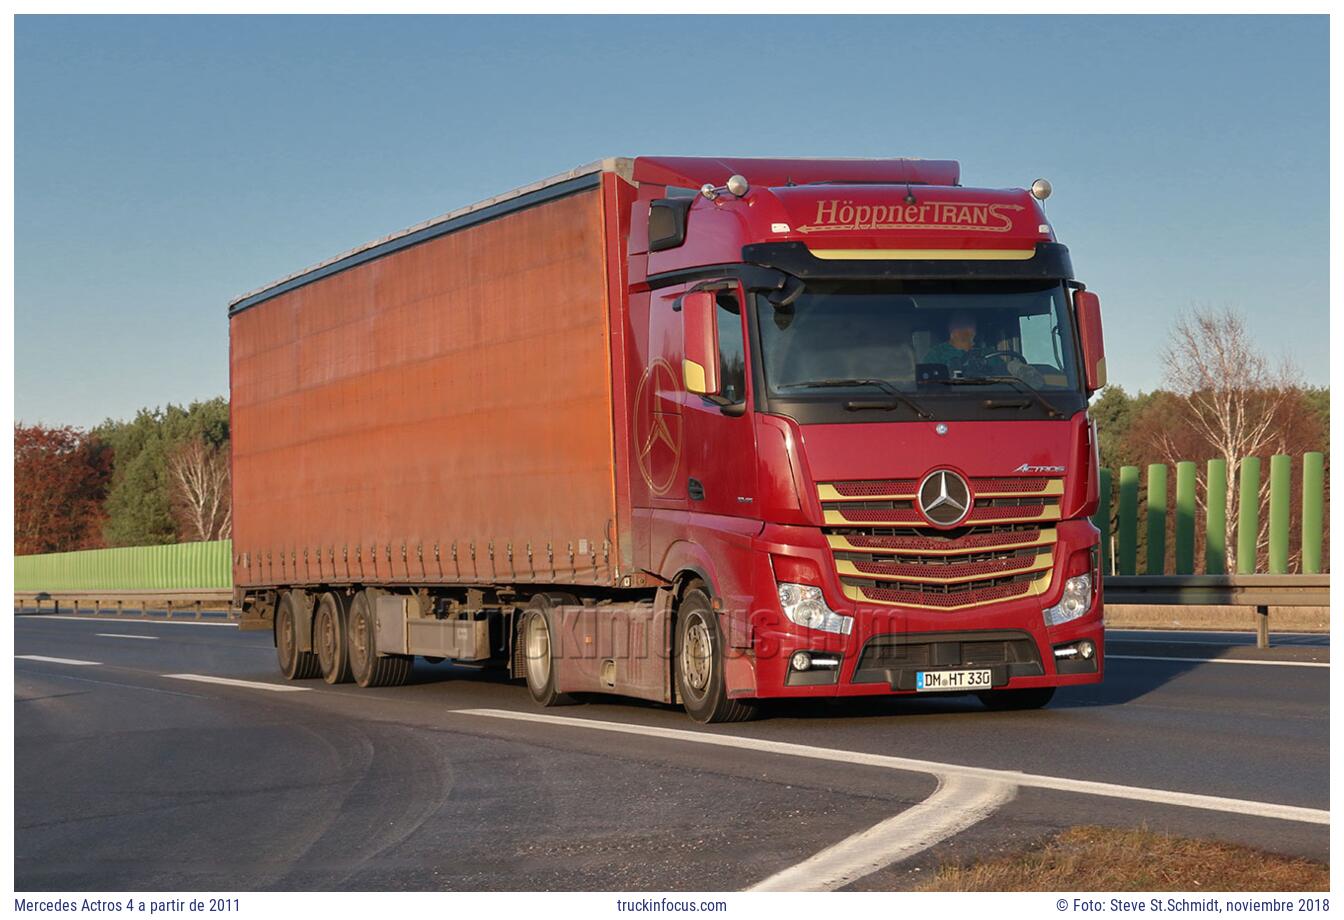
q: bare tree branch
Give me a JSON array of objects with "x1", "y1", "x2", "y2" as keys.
[
  {"x1": 1159, "y1": 307, "x2": 1299, "y2": 570},
  {"x1": 167, "y1": 438, "x2": 231, "y2": 542}
]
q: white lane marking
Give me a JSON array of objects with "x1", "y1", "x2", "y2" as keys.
[
  {"x1": 1110, "y1": 654, "x2": 1328, "y2": 669},
  {"x1": 18, "y1": 615, "x2": 238, "y2": 627},
  {"x1": 96, "y1": 633, "x2": 159, "y2": 641},
  {"x1": 15, "y1": 655, "x2": 101, "y2": 666},
  {"x1": 17, "y1": 671, "x2": 213, "y2": 700},
  {"x1": 750, "y1": 774, "x2": 1015, "y2": 891},
  {"x1": 458, "y1": 709, "x2": 1327, "y2": 825},
  {"x1": 163, "y1": 673, "x2": 309, "y2": 693}
]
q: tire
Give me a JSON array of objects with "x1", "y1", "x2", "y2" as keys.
[
  {"x1": 674, "y1": 585, "x2": 757, "y2": 724},
  {"x1": 314, "y1": 592, "x2": 353, "y2": 685},
  {"x1": 346, "y1": 589, "x2": 412, "y2": 689},
  {"x1": 977, "y1": 687, "x2": 1056, "y2": 711},
  {"x1": 276, "y1": 591, "x2": 321, "y2": 680},
  {"x1": 520, "y1": 596, "x2": 576, "y2": 707}
]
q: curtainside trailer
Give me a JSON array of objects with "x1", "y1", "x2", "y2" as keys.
[{"x1": 230, "y1": 156, "x2": 1107, "y2": 722}]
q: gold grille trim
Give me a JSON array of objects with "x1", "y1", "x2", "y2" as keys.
[{"x1": 817, "y1": 476, "x2": 1064, "y2": 610}]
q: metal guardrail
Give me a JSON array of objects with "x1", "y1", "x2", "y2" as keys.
[
  {"x1": 1104, "y1": 575, "x2": 1329, "y2": 648},
  {"x1": 15, "y1": 577, "x2": 1328, "y2": 644},
  {"x1": 14, "y1": 590, "x2": 237, "y2": 621}
]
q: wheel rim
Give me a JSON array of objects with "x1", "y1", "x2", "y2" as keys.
[
  {"x1": 349, "y1": 602, "x2": 370, "y2": 675},
  {"x1": 524, "y1": 612, "x2": 551, "y2": 691},
  {"x1": 317, "y1": 604, "x2": 337, "y2": 672},
  {"x1": 681, "y1": 613, "x2": 713, "y2": 695},
  {"x1": 278, "y1": 605, "x2": 296, "y2": 667}
]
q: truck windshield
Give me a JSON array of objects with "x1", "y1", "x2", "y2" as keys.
[{"x1": 755, "y1": 281, "x2": 1082, "y2": 407}]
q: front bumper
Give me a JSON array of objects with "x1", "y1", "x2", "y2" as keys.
[{"x1": 734, "y1": 522, "x2": 1105, "y2": 700}]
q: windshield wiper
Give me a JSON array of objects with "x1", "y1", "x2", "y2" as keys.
[
  {"x1": 934, "y1": 375, "x2": 1064, "y2": 419},
  {"x1": 776, "y1": 378, "x2": 934, "y2": 420}
]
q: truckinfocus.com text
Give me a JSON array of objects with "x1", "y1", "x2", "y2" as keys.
[{"x1": 615, "y1": 898, "x2": 729, "y2": 912}]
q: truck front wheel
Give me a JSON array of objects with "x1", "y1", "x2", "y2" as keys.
[
  {"x1": 347, "y1": 589, "x2": 411, "y2": 689},
  {"x1": 276, "y1": 591, "x2": 321, "y2": 680},
  {"x1": 674, "y1": 585, "x2": 756, "y2": 724},
  {"x1": 521, "y1": 598, "x2": 576, "y2": 707}
]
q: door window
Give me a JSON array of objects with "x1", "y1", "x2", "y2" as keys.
[{"x1": 715, "y1": 292, "x2": 746, "y2": 405}]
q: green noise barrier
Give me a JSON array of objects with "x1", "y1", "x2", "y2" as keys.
[{"x1": 15, "y1": 541, "x2": 233, "y2": 592}]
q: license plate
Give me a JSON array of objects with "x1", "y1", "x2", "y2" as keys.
[{"x1": 915, "y1": 668, "x2": 993, "y2": 691}]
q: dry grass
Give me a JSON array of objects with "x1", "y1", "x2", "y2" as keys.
[{"x1": 917, "y1": 826, "x2": 1328, "y2": 891}]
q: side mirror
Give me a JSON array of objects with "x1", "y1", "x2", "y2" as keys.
[
  {"x1": 1074, "y1": 290, "x2": 1107, "y2": 393},
  {"x1": 681, "y1": 291, "x2": 721, "y2": 396}
]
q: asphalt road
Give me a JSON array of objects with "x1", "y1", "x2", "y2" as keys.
[{"x1": 13, "y1": 615, "x2": 1329, "y2": 891}]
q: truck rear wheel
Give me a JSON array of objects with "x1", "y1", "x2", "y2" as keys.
[
  {"x1": 314, "y1": 591, "x2": 352, "y2": 684},
  {"x1": 977, "y1": 687, "x2": 1055, "y2": 711},
  {"x1": 674, "y1": 585, "x2": 756, "y2": 724},
  {"x1": 521, "y1": 597, "x2": 576, "y2": 707},
  {"x1": 347, "y1": 589, "x2": 412, "y2": 689},
  {"x1": 276, "y1": 591, "x2": 321, "y2": 680}
]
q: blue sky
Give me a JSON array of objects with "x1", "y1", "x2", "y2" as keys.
[{"x1": 15, "y1": 14, "x2": 1329, "y2": 429}]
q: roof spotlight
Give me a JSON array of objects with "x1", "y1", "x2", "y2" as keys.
[{"x1": 1030, "y1": 178, "x2": 1053, "y2": 201}]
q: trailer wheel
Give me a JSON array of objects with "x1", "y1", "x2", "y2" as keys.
[
  {"x1": 347, "y1": 589, "x2": 412, "y2": 689},
  {"x1": 276, "y1": 591, "x2": 321, "y2": 680},
  {"x1": 521, "y1": 597, "x2": 576, "y2": 707},
  {"x1": 674, "y1": 585, "x2": 757, "y2": 724},
  {"x1": 314, "y1": 592, "x2": 353, "y2": 684},
  {"x1": 977, "y1": 687, "x2": 1055, "y2": 711}
]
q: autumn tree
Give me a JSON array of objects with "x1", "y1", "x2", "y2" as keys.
[{"x1": 14, "y1": 424, "x2": 112, "y2": 555}]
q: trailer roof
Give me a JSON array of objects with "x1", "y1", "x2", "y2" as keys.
[
  {"x1": 229, "y1": 155, "x2": 962, "y2": 315},
  {"x1": 228, "y1": 157, "x2": 634, "y2": 315}
]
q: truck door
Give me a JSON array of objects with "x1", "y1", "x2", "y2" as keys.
[{"x1": 681, "y1": 282, "x2": 757, "y2": 519}]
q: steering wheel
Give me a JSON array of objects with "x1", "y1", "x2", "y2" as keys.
[{"x1": 983, "y1": 349, "x2": 1031, "y2": 365}]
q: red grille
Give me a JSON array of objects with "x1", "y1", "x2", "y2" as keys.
[
  {"x1": 831, "y1": 504, "x2": 1050, "y2": 525},
  {"x1": 969, "y1": 477, "x2": 1051, "y2": 493},
  {"x1": 848, "y1": 555, "x2": 1043, "y2": 580},
  {"x1": 821, "y1": 476, "x2": 1061, "y2": 610},
  {"x1": 969, "y1": 504, "x2": 1049, "y2": 522},
  {"x1": 831, "y1": 479, "x2": 918, "y2": 497},
  {"x1": 832, "y1": 507, "x2": 923, "y2": 524},
  {"x1": 842, "y1": 528, "x2": 1044, "y2": 553},
  {"x1": 858, "y1": 580, "x2": 1031, "y2": 607},
  {"x1": 826, "y1": 476, "x2": 1056, "y2": 498}
]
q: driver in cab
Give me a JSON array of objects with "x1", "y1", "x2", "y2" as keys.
[
  {"x1": 922, "y1": 311, "x2": 1048, "y2": 387},
  {"x1": 922, "y1": 311, "x2": 1006, "y2": 378}
]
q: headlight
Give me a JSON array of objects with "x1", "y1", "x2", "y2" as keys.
[
  {"x1": 1043, "y1": 573, "x2": 1093, "y2": 627},
  {"x1": 777, "y1": 583, "x2": 853, "y2": 635}
]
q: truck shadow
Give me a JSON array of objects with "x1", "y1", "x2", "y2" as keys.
[{"x1": 401, "y1": 635, "x2": 1323, "y2": 720}]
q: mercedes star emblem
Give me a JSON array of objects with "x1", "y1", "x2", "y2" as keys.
[{"x1": 917, "y1": 469, "x2": 973, "y2": 527}]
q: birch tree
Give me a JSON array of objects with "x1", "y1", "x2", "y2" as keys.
[
  {"x1": 168, "y1": 438, "x2": 232, "y2": 542},
  {"x1": 1157, "y1": 307, "x2": 1298, "y2": 570}
]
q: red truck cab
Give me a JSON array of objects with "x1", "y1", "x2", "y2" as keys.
[{"x1": 618, "y1": 157, "x2": 1106, "y2": 720}]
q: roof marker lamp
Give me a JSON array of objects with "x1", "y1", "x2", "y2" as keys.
[{"x1": 702, "y1": 175, "x2": 751, "y2": 200}]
